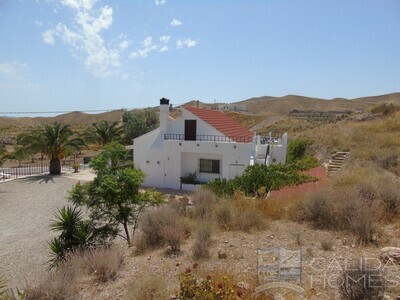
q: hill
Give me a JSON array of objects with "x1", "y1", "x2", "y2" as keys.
[
  {"x1": 235, "y1": 92, "x2": 400, "y2": 115},
  {"x1": 0, "y1": 92, "x2": 399, "y2": 139}
]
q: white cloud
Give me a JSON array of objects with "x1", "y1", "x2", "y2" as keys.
[
  {"x1": 42, "y1": 1, "x2": 122, "y2": 77},
  {"x1": 60, "y1": 0, "x2": 96, "y2": 11},
  {"x1": 0, "y1": 61, "x2": 27, "y2": 80},
  {"x1": 176, "y1": 38, "x2": 198, "y2": 49},
  {"x1": 35, "y1": 20, "x2": 43, "y2": 27},
  {"x1": 143, "y1": 36, "x2": 153, "y2": 47},
  {"x1": 155, "y1": 0, "x2": 166, "y2": 6},
  {"x1": 170, "y1": 18, "x2": 182, "y2": 27},
  {"x1": 159, "y1": 35, "x2": 171, "y2": 43},
  {"x1": 119, "y1": 40, "x2": 131, "y2": 50},
  {"x1": 159, "y1": 45, "x2": 168, "y2": 52},
  {"x1": 130, "y1": 36, "x2": 161, "y2": 58},
  {"x1": 42, "y1": 29, "x2": 56, "y2": 45}
]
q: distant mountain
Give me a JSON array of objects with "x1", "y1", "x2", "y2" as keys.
[
  {"x1": 235, "y1": 92, "x2": 400, "y2": 115},
  {"x1": 1, "y1": 93, "x2": 399, "y2": 131}
]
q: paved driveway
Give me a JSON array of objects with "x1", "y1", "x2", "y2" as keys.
[{"x1": 0, "y1": 175, "x2": 79, "y2": 288}]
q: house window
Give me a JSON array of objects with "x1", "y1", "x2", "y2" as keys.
[{"x1": 199, "y1": 159, "x2": 220, "y2": 174}]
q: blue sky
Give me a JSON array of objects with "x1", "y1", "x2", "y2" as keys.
[{"x1": 0, "y1": 0, "x2": 399, "y2": 115}]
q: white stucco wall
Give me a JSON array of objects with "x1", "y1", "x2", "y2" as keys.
[{"x1": 133, "y1": 104, "x2": 288, "y2": 189}]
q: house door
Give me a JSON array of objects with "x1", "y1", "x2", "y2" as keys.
[
  {"x1": 184, "y1": 120, "x2": 196, "y2": 141},
  {"x1": 163, "y1": 159, "x2": 174, "y2": 188},
  {"x1": 229, "y1": 164, "x2": 245, "y2": 179}
]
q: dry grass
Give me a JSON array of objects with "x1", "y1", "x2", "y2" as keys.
[
  {"x1": 23, "y1": 261, "x2": 78, "y2": 300},
  {"x1": 192, "y1": 187, "x2": 217, "y2": 220},
  {"x1": 297, "y1": 172, "x2": 399, "y2": 245},
  {"x1": 126, "y1": 274, "x2": 168, "y2": 300},
  {"x1": 192, "y1": 221, "x2": 213, "y2": 260},
  {"x1": 23, "y1": 246, "x2": 124, "y2": 299},
  {"x1": 260, "y1": 196, "x2": 304, "y2": 220},
  {"x1": 80, "y1": 247, "x2": 124, "y2": 283}
]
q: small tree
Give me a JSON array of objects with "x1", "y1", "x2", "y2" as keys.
[{"x1": 69, "y1": 142, "x2": 164, "y2": 245}]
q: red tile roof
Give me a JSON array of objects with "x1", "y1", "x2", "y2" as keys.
[{"x1": 183, "y1": 106, "x2": 254, "y2": 143}]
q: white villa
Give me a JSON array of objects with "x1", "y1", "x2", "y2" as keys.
[{"x1": 133, "y1": 98, "x2": 288, "y2": 190}]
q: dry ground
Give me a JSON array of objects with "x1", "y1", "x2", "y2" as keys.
[{"x1": 73, "y1": 220, "x2": 400, "y2": 299}]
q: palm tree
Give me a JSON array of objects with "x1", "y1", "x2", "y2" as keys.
[
  {"x1": 84, "y1": 120, "x2": 123, "y2": 147},
  {"x1": 22, "y1": 123, "x2": 85, "y2": 175}
]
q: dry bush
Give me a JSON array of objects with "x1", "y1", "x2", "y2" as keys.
[
  {"x1": 24, "y1": 262, "x2": 78, "y2": 300},
  {"x1": 229, "y1": 195, "x2": 268, "y2": 232},
  {"x1": 261, "y1": 196, "x2": 303, "y2": 220},
  {"x1": 378, "y1": 180, "x2": 400, "y2": 221},
  {"x1": 339, "y1": 262, "x2": 384, "y2": 300},
  {"x1": 231, "y1": 210, "x2": 266, "y2": 233},
  {"x1": 126, "y1": 274, "x2": 168, "y2": 300},
  {"x1": 135, "y1": 206, "x2": 188, "y2": 254},
  {"x1": 159, "y1": 225, "x2": 185, "y2": 253},
  {"x1": 192, "y1": 187, "x2": 217, "y2": 220},
  {"x1": 168, "y1": 195, "x2": 190, "y2": 216},
  {"x1": 301, "y1": 189, "x2": 336, "y2": 229},
  {"x1": 81, "y1": 247, "x2": 124, "y2": 283},
  {"x1": 192, "y1": 221, "x2": 213, "y2": 260},
  {"x1": 301, "y1": 181, "x2": 385, "y2": 244},
  {"x1": 214, "y1": 198, "x2": 234, "y2": 229}
]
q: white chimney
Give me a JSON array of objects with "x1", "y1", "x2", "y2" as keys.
[{"x1": 159, "y1": 97, "x2": 170, "y2": 132}]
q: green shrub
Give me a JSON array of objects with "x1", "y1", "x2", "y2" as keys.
[
  {"x1": 287, "y1": 137, "x2": 313, "y2": 163},
  {"x1": 180, "y1": 172, "x2": 200, "y2": 184},
  {"x1": 207, "y1": 163, "x2": 317, "y2": 197},
  {"x1": 371, "y1": 102, "x2": 399, "y2": 116},
  {"x1": 206, "y1": 178, "x2": 236, "y2": 197}
]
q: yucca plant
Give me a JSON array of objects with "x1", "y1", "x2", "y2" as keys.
[
  {"x1": 0, "y1": 275, "x2": 9, "y2": 299},
  {"x1": 49, "y1": 206, "x2": 94, "y2": 267}
]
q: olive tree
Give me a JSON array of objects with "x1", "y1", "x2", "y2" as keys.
[{"x1": 68, "y1": 142, "x2": 163, "y2": 245}]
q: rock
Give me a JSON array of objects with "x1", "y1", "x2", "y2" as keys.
[
  {"x1": 229, "y1": 244, "x2": 234, "y2": 247},
  {"x1": 351, "y1": 244, "x2": 356, "y2": 248},
  {"x1": 225, "y1": 240, "x2": 229, "y2": 244},
  {"x1": 218, "y1": 250, "x2": 227, "y2": 259},
  {"x1": 380, "y1": 247, "x2": 400, "y2": 263}
]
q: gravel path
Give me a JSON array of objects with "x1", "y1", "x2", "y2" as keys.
[{"x1": 0, "y1": 175, "x2": 80, "y2": 288}]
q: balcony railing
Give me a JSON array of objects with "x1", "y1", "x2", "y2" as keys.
[{"x1": 164, "y1": 134, "x2": 253, "y2": 143}]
